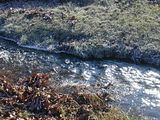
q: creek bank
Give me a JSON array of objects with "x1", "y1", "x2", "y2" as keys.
[{"x1": 1, "y1": 35, "x2": 160, "y2": 68}]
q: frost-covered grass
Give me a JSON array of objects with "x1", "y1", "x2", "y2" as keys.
[{"x1": 0, "y1": 0, "x2": 160, "y2": 66}]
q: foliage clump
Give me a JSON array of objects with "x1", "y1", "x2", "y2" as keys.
[{"x1": 0, "y1": 73, "x2": 126, "y2": 120}]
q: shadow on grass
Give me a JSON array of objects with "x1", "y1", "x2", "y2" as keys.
[
  {"x1": 0, "y1": 20, "x2": 92, "y2": 46},
  {"x1": 0, "y1": 0, "x2": 95, "y2": 10}
]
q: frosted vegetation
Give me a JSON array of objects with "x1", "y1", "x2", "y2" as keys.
[{"x1": 0, "y1": 0, "x2": 160, "y2": 66}]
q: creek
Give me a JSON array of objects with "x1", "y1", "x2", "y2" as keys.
[{"x1": 0, "y1": 39, "x2": 160, "y2": 119}]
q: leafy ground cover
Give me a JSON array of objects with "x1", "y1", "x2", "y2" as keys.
[{"x1": 0, "y1": 73, "x2": 127, "y2": 120}]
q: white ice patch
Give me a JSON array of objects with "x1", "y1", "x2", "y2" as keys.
[
  {"x1": 82, "y1": 70, "x2": 92, "y2": 80},
  {"x1": 144, "y1": 89, "x2": 160, "y2": 99},
  {"x1": 0, "y1": 50, "x2": 10, "y2": 62}
]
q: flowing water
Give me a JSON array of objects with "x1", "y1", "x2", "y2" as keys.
[{"x1": 0, "y1": 39, "x2": 160, "y2": 119}]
